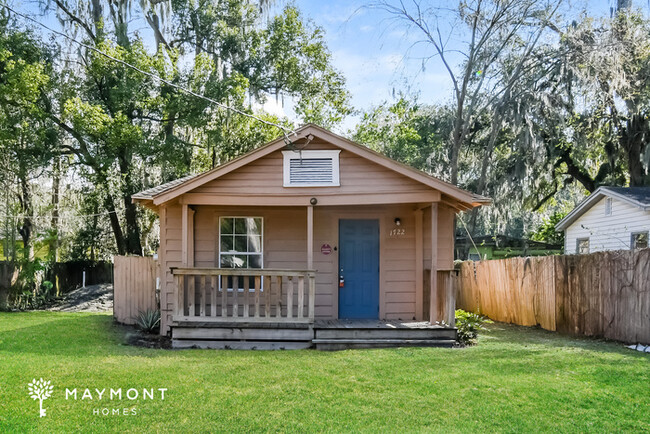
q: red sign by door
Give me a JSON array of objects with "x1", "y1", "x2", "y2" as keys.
[{"x1": 321, "y1": 244, "x2": 332, "y2": 255}]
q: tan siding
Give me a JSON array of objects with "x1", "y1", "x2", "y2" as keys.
[
  {"x1": 161, "y1": 203, "x2": 182, "y2": 335},
  {"x1": 192, "y1": 143, "x2": 432, "y2": 198}
]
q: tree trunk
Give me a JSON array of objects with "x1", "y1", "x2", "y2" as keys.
[
  {"x1": 118, "y1": 151, "x2": 143, "y2": 255},
  {"x1": 622, "y1": 114, "x2": 648, "y2": 187},
  {"x1": 50, "y1": 154, "x2": 61, "y2": 295},
  {"x1": 17, "y1": 171, "x2": 33, "y2": 261}
]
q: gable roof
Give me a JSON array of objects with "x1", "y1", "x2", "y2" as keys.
[
  {"x1": 133, "y1": 124, "x2": 490, "y2": 210},
  {"x1": 555, "y1": 186, "x2": 650, "y2": 231}
]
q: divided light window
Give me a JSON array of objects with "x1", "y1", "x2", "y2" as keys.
[
  {"x1": 282, "y1": 150, "x2": 340, "y2": 187},
  {"x1": 219, "y1": 217, "x2": 263, "y2": 269},
  {"x1": 576, "y1": 238, "x2": 589, "y2": 254},
  {"x1": 631, "y1": 232, "x2": 648, "y2": 250}
]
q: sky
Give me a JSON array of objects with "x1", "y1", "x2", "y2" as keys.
[{"x1": 280, "y1": 0, "x2": 622, "y2": 132}]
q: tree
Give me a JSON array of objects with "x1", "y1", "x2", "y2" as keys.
[
  {"x1": 39, "y1": 0, "x2": 351, "y2": 255},
  {"x1": 352, "y1": 97, "x2": 452, "y2": 173},
  {"x1": 0, "y1": 17, "x2": 56, "y2": 259},
  {"x1": 373, "y1": 0, "x2": 564, "y2": 186}
]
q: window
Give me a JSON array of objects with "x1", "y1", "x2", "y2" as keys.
[
  {"x1": 576, "y1": 238, "x2": 589, "y2": 254},
  {"x1": 282, "y1": 150, "x2": 340, "y2": 187},
  {"x1": 605, "y1": 197, "x2": 612, "y2": 215},
  {"x1": 631, "y1": 232, "x2": 648, "y2": 250},
  {"x1": 219, "y1": 217, "x2": 263, "y2": 269}
]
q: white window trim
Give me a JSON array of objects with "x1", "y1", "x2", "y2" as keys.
[
  {"x1": 576, "y1": 237, "x2": 589, "y2": 254},
  {"x1": 218, "y1": 216, "x2": 264, "y2": 292},
  {"x1": 631, "y1": 231, "x2": 649, "y2": 250},
  {"x1": 282, "y1": 150, "x2": 341, "y2": 187}
]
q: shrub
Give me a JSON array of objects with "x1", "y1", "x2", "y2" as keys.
[
  {"x1": 135, "y1": 309, "x2": 160, "y2": 334},
  {"x1": 455, "y1": 309, "x2": 492, "y2": 346}
]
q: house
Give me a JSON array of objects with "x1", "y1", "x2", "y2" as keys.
[
  {"x1": 455, "y1": 235, "x2": 562, "y2": 261},
  {"x1": 132, "y1": 124, "x2": 489, "y2": 349},
  {"x1": 555, "y1": 186, "x2": 650, "y2": 254}
]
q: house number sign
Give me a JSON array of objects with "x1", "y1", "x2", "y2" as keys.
[{"x1": 389, "y1": 228, "x2": 406, "y2": 237}]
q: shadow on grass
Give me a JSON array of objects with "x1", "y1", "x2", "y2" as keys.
[
  {"x1": 480, "y1": 321, "x2": 649, "y2": 359},
  {"x1": 0, "y1": 312, "x2": 155, "y2": 358}
]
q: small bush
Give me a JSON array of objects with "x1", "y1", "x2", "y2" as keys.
[
  {"x1": 455, "y1": 309, "x2": 492, "y2": 346},
  {"x1": 136, "y1": 309, "x2": 160, "y2": 334}
]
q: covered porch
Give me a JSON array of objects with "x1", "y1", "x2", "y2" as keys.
[{"x1": 172, "y1": 200, "x2": 456, "y2": 327}]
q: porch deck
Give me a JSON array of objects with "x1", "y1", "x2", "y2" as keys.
[{"x1": 171, "y1": 319, "x2": 456, "y2": 350}]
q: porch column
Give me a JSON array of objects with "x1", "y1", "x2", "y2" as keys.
[
  {"x1": 414, "y1": 208, "x2": 424, "y2": 321},
  {"x1": 307, "y1": 205, "x2": 314, "y2": 269},
  {"x1": 429, "y1": 203, "x2": 438, "y2": 324},
  {"x1": 182, "y1": 203, "x2": 189, "y2": 266},
  {"x1": 181, "y1": 204, "x2": 195, "y2": 267}
]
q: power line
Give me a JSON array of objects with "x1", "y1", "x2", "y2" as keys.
[
  {"x1": 0, "y1": 209, "x2": 124, "y2": 221},
  {"x1": 1, "y1": 3, "x2": 297, "y2": 141}
]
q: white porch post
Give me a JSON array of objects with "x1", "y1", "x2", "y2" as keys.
[
  {"x1": 429, "y1": 203, "x2": 438, "y2": 324},
  {"x1": 307, "y1": 205, "x2": 314, "y2": 269}
]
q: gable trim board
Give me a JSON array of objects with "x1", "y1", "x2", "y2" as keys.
[
  {"x1": 133, "y1": 124, "x2": 489, "y2": 211},
  {"x1": 556, "y1": 186, "x2": 650, "y2": 232}
]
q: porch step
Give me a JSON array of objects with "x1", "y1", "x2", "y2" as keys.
[
  {"x1": 172, "y1": 340, "x2": 313, "y2": 350},
  {"x1": 312, "y1": 338, "x2": 456, "y2": 351},
  {"x1": 314, "y1": 328, "x2": 456, "y2": 340}
]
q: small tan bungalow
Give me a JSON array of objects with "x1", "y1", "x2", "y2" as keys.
[{"x1": 133, "y1": 124, "x2": 489, "y2": 349}]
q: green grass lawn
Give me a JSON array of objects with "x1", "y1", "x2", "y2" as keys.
[{"x1": 0, "y1": 312, "x2": 648, "y2": 433}]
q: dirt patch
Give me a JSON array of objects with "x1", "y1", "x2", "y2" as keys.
[
  {"x1": 49, "y1": 283, "x2": 113, "y2": 312},
  {"x1": 125, "y1": 329, "x2": 172, "y2": 349}
]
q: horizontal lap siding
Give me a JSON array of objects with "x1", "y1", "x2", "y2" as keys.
[
  {"x1": 383, "y1": 211, "x2": 416, "y2": 318},
  {"x1": 191, "y1": 144, "x2": 432, "y2": 197},
  {"x1": 161, "y1": 204, "x2": 182, "y2": 334},
  {"x1": 160, "y1": 204, "x2": 434, "y2": 323},
  {"x1": 565, "y1": 197, "x2": 650, "y2": 253}
]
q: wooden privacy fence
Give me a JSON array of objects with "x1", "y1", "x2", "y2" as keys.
[
  {"x1": 456, "y1": 249, "x2": 650, "y2": 344},
  {"x1": 113, "y1": 256, "x2": 158, "y2": 325}
]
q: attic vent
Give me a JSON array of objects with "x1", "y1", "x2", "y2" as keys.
[{"x1": 283, "y1": 150, "x2": 340, "y2": 187}]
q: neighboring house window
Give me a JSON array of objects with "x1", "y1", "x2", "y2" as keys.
[
  {"x1": 576, "y1": 238, "x2": 589, "y2": 254},
  {"x1": 282, "y1": 150, "x2": 340, "y2": 187},
  {"x1": 468, "y1": 253, "x2": 481, "y2": 261},
  {"x1": 219, "y1": 217, "x2": 263, "y2": 269},
  {"x1": 605, "y1": 197, "x2": 612, "y2": 215},
  {"x1": 631, "y1": 232, "x2": 648, "y2": 250}
]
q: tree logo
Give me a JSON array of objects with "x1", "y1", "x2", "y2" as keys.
[{"x1": 28, "y1": 378, "x2": 53, "y2": 417}]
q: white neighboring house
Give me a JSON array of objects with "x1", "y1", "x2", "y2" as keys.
[{"x1": 555, "y1": 187, "x2": 650, "y2": 254}]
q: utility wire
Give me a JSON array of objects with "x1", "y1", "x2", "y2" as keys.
[
  {"x1": 457, "y1": 213, "x2": 482, "y2": 261},
  {"x1": 0, "y1": 209, "x2": 123, "y2": 220},
  {"x1": 1, "y1": 3, "x2": 297, "y2": 142}
]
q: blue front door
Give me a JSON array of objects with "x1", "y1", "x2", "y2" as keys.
[{"x1": 338, "y1": 219, "x2": 380, "y2": 319}]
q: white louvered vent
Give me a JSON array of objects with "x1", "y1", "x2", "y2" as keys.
[{"x1": 283, "y1": 150, "x2": 340, "y2": 187}]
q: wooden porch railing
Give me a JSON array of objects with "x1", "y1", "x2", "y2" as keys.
[{"x1": 171, "y1": 268, "x2": 316, "y2": 323}]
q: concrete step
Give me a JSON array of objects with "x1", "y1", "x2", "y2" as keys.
[{"x1": 312, "y1": 338, "x2": 456, "y2": 351}]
